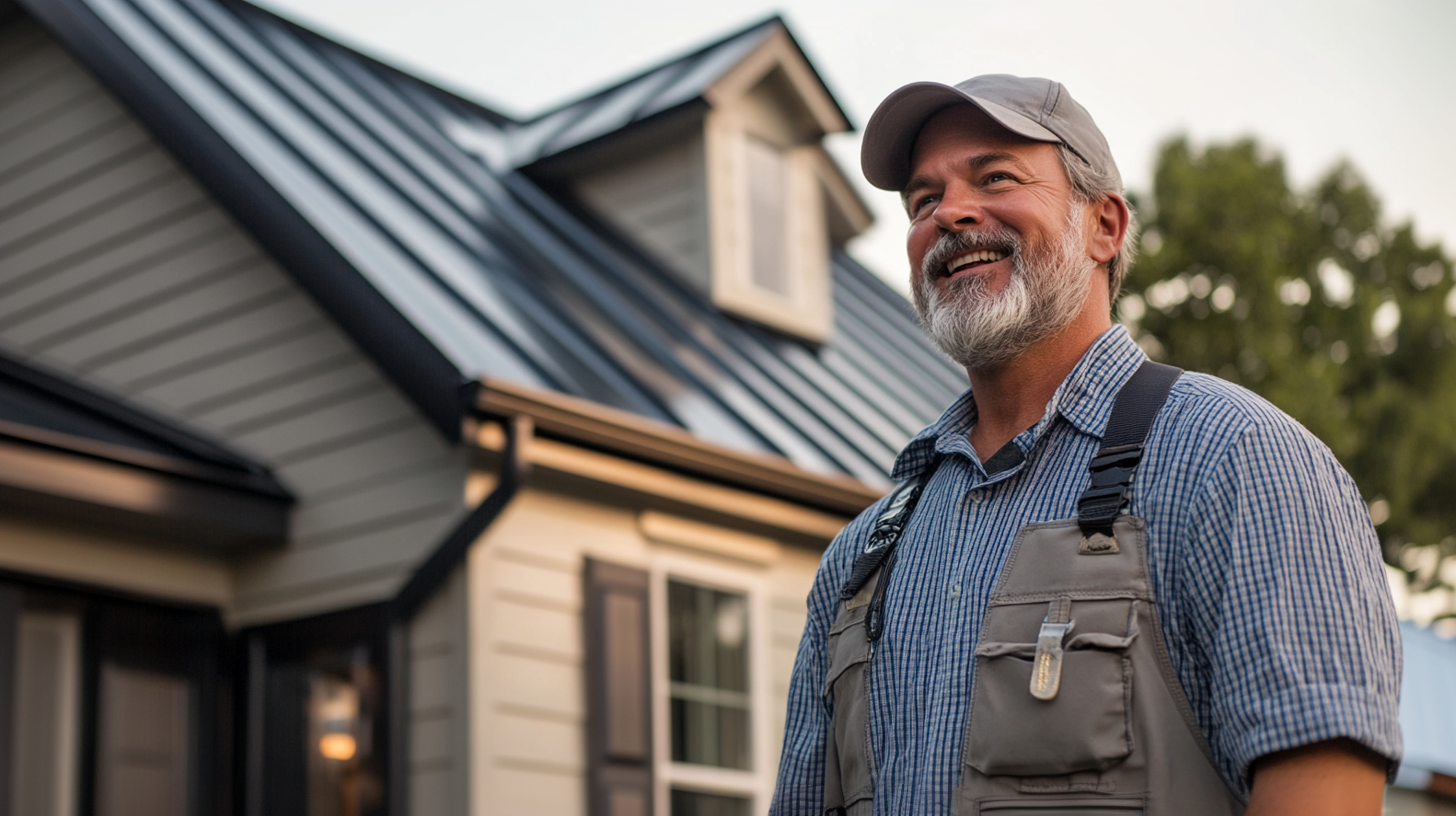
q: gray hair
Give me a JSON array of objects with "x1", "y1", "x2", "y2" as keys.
[{"x1": 1056, "y1": 144, "x2": 1138, "y2": 302}]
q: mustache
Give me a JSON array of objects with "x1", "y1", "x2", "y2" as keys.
[{"x1": 919, "y1": 227, "x2": 1021, "y2": 281}]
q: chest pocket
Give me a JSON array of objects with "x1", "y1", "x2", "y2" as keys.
[{"x1": 965, "y1": 592, "x2": 1139, "y2": 777}]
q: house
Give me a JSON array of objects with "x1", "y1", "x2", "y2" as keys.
[
  {"x1": 0, "y1": 0, "x2": 968, "y2": 813},
  {"x1": 1386, "y1": 622, "x2": 1456, "y2": 816}
]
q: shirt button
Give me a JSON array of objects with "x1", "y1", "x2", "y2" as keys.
[{"x1": 970, "y1": 491, "x2": 984, "y2": 505}]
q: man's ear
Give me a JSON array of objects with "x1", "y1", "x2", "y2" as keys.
[{"x1": 1086, "y1": 194, "x2": 1130, "y2": 265}]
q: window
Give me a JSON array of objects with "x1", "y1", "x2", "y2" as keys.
[
  {"x1": 247, "y1": 606, "x2": 389, "y2": 816},
  {"x1": 743, "y1": 137, "x2": 791, "y2": 299},
  {"x1": 583, "y1": 551, "x2": 772, "y2": 816},
  {"x1": 667, "y1": 580, "x2": 750, "y2": 770},
  {"x1": 652, "y1": 559, "x2": 770, "y2": 816},
  {"x1": 305, "y1": 648, "x2": 383, "y2": 816},
  {"x1": 704, "y1": 110, "x2": 833, "y2": 344}
]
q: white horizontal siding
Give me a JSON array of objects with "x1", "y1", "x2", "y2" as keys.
[{"x1": 0, "y1": 18, "x2": 466, "y2": 624}]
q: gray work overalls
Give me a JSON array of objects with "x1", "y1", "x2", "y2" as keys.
[{"x1": 822, "y1": 362, "x2": 1244, "y2": 816}]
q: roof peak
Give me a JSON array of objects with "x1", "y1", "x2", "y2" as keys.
[{"x1": 518, "y1": 15, "x2": 785, "y2": 126}]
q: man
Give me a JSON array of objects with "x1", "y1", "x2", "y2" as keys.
[{"x1": 770, "y1": 75, "x2": 1401, "y2": 816}]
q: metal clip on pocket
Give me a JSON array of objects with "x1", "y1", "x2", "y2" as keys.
[{"x1": 1030, "y1": 598, "x2": 1074, "y2": 701}]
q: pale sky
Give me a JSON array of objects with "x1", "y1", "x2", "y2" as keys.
[{"x1": 256, "y1": 0, "x2": 1456, "y2": 291}]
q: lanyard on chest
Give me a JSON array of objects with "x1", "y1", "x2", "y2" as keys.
[{"x1": 837, "y1": 360, "x2": 1182, "y2": 642}]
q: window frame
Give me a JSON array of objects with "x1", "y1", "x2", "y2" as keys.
[
  {"x1": 704, "y1": 110, "x2": 833, "y2": 344},
  {"x1": 648, "y1": 554, "x2": 773, "y2": 816}
]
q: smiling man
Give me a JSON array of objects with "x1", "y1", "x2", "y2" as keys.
[{"x1": 770, "y1": 76, "x2": 1401, "y2": 816}]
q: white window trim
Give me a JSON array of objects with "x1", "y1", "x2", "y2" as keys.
[
  {"x1": 649, "y1": 553, "x2": 775, "y2": 816},
  {"x1": 705, "y1": 109, "x2": 832, "y2": 343}
]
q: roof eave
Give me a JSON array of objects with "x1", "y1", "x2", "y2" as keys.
[
  {"x1": 470, "y1": 377, "x2": 883, "y2": 517},
  {"x1": 0, "y1": 436, "x2": 291, "y2": 549}
]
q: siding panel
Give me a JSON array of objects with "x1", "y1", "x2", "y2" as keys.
[
  {"x1": 0, "y1": 122, "x2": 150, "y2": 213},
  {"x1": 573, "y1": 133, "x2": 711, "y2": 292},
  {"x1": 0, "y1": 100, "x2": 131, "y2": 181},
  {"x1": 0, "y1": 211, "x2": 235, "y2": 326},
  {"x1": 0, "y1": 19, "x2": 465, "y2": 624},
  {"x1": 409, "y1": 565, "x2": 468, "y2": 815}
]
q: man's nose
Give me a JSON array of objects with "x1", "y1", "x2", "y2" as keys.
[{"x1": 931, "y1": 186, "x2": 985, "y2": 232}]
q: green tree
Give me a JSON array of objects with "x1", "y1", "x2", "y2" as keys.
[{"x1": 1123, "y1": 137, "x2": 1456, "y2": 583}]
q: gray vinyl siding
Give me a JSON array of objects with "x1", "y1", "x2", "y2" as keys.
[
  {"x1": 573, "y1": 131, "x2": 712, "y2": 292},
  {"x1": 0, "y1": 17, "x2": 467, "y2": 624}
]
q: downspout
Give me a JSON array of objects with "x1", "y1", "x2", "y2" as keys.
[{"x1": 386, "y1": 412, "x2": 533, "y2": 816}]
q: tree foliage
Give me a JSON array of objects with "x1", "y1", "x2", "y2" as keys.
[{"x1": 1123, "y1": 137, "x2": 1456, "y2": 581}]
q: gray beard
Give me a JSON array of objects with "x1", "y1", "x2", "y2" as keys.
[{"x1": 912, "y1": 207, "x2": 1095, "y2": 371}]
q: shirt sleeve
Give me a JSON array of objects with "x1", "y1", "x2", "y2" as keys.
[
  {"x1": 1176, "y1": 416, "x2": 1403, "y2": 798},
  {"x1": 769, "y1": 514, "x2": 868, "y2": 816}
]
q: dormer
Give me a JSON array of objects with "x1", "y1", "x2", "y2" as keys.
[{"x1": 517, "y1": 20, "x2": 873, "y2": 343}]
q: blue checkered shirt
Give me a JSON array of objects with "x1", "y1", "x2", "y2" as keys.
[{"x1": 770, "y1": 326, "x2": 1402, "y2": 814}]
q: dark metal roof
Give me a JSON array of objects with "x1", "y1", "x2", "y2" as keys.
[
  {"x1": 499, "y1": 16, "x2": 846, "y2": 169},
  {"x1": 0, "y1": 350, "x2": 290, "y2": 497},
  {"x1": 18, "y1": 0, "x2": 967, "y2": 487},
  {"x1": 0, "y1": 350, "x2": 292, "y2": 547}
]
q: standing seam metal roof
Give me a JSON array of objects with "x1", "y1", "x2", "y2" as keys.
[{"x1": 21, "y1": 0, "x2": 968, "y2": 487}]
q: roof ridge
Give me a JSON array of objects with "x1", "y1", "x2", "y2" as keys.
[{"x1": 514, "y1": 14, "x2": 783, "y2": 126}]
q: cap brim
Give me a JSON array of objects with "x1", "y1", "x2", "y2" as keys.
[{"x1": 861, "y1": 82, "x2": 1061, "y2": 191}]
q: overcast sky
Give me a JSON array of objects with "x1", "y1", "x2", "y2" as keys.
[{"x1": 256, "y1": 0, "x2": 1456, "y2": 292}]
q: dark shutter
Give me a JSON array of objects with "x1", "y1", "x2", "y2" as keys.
[{"x1": 584, "y1": 559, "x2": 653, "y2": 816}]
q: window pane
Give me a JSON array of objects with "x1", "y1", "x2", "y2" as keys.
[
  {"x1": 745, "y1": 137, "x2": 790, "y2": 297},
  {"x1": 667, "y1": 580, "x2": 750, "y2": 769},
  {"x1": 671, "y1": 788, "x2": 751, "y2": 816},
  {"x1": 305, "y1": 647, "x2": 384, "y2": 816}
]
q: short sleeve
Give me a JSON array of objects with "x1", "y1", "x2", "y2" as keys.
[{"x1": 1176, "y1": 417, "x2": 1403, "y2": 798}]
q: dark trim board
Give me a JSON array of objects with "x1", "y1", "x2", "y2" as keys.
[
  {"x1": 0, "y1": 353, "x2": 281, "y2": 481},
  {"x1": 0, "y1": 0, "x2": 24, "y2": 28},
  {"x1": 0, "y1": 437, "x2": 290, "y2": 549},
  {"x1": 13, "y1": 0, "x2": 469, "y2": 442}
]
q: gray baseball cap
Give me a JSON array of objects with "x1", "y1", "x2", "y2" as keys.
[{"x1": 860, "y1": 74, "x2": 1120, "y2": 192}]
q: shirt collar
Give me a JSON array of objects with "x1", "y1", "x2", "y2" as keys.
[{"x1": 890, "y1": 325, "x2": 1148, "y2": 481}]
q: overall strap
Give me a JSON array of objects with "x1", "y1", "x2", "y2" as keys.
[
  {"x1": 839, "y1": 457, "x2": 940, "y2": 640},
  {"x1": 1076, "y1": 361, "x2": 1182, "y2": 538}
]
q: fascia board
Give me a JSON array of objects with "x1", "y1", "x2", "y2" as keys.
[
  {"x1": 472, "y1": 377, "x2": 882, "y2": 517},
  {"x1": 703, "y1": 26, "x2": 851, "y2": 136},
  {"x1": 0, "y1": 437, "x2": 290, "y2": 548}
]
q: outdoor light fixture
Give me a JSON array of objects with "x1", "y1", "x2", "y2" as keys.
[{"x1": 318, "y1": 733, "x2": 357, "y2": 761}]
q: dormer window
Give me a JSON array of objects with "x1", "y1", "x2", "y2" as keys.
[
  {"x1": 542, "y1": 23, "x2": 872, "y2": 343},
  {"x1": 745, "y1": 136, "x2": 790, "y2": 298},
  {"x1": 702, "y1": 44, "x2": 871, "y2": 344}
]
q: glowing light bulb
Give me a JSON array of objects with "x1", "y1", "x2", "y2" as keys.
[{"x1": 319, "y1": 733, "x2": 357, "y2": 760}]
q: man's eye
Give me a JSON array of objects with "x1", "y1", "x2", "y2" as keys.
[
  {"x1": 985, "y1": 172, "x2": 1012, "y2": 184},
  {"x1": 913, "y1": 195, "x2": 939, "y2": 213}
]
